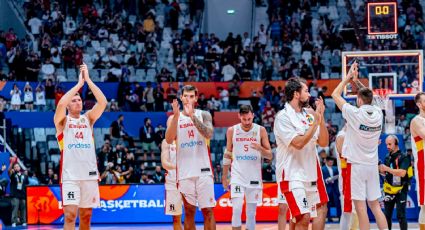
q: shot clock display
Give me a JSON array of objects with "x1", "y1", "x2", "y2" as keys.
[{"x1": 367, "y1": 2, "x2": 398, "y2": 39}]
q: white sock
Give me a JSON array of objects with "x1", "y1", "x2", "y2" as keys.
[
  {"x1": 340, "y1": 212, "x2": 352, "y2": 230},
  {"x1": 246, "y1": 202, "x2": 257, "y2": 230},
  {"x1": 231, "y1": 197, "x2": 243, "y2": 227}
]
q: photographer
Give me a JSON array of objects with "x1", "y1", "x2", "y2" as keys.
[
  {"x1": 8, "y1": 161, "x2": 29, "y2": 227},
  {"x1": 100, "y1": 162, "x2": 119, "y2": 184},
  {"x1": 379, "y1": 135, "x2": 411, "y2": 230}
]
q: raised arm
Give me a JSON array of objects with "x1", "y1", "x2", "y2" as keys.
[
  {"x1": 165, "y1": 99, "x2": 180, "y2": 144},
  {"x1": 316, "y1": 97, "x2": 329, "y2": 147},
  {"x1": 191, "y1": 110, "x2": 214, "y2": 139},
  {"x1": 353, "y1": 77, "x2": 366, "y2": 91},
  {"x1": 84, "y1": 64, "x2": 107, "y2": 125},
  {"x1": 331, "y1": 62, "x2": 358, "y2": 110},
  {"x1": 160, "y1": 139, "x2": 176, "y2": 170},
  {"x1": 54, "y1": 65, "x2": 85, "y2": 133},
  {"x1": 251, "y1": 126, "x2": 272, "y2": 159}
]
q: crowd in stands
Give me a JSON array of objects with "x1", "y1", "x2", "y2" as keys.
[
  {"x1": 3, "y1": 0, "x2": 204, "y2": 82},
  {"x1": 0, "y1": 0, "x2": 424, "y2": 188}
]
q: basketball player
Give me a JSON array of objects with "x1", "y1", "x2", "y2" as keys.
[
  {"x1": 54, "y1": 63, "x2": 107, "y2": 230},
  {"x1": 165, "y1": 85, "x2": 216, "y2": 230},
  {"x1": 278, "y1": 148, "x2": 329, "y2": 230},
  {"x1": 274, "y1": 77, "x2": 329, "y2": 229},
  {"x1": 409, "y1": 92, "x2": 425, "y2": 230},
  {"x1": 313, "y1": 155, "x2": 330, "y2": 230},
  {"x1": 161, "y1": 139, "x2": 182, "y2": 230},
  {"x1": 335, "y1": 124, "x2": 359, "y2": 230},
  {"x1": 331, "y1": 61, "x2": 387, "y2": 230},
  {"x1": 277, "y1": 187, "x2": 288, "y2": 230},
  {"x1": 221, "y1": 105, "x2": 272, "y2": 230}
]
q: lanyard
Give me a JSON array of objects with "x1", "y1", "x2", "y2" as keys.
[
  {"x1": 390, "y1": 155, "x2": 400, "y2": 169},
  {"x1": 16, "y1": 173, "x2": 23, "y2": 183}
]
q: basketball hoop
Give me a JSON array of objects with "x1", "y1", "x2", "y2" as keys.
[{"x1": 373, "y1": 89, "x2": 392, "y2": 110}]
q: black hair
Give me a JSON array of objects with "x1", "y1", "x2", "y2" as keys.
[
  {"x1": 239, "y1": 105, "x2": 254, "y2": 114},
  {"x1": 181, "y1": 85, "x2": 198, "y2": 96},
  {"x1": 284, "y1": 78, "x2": 306, "y2": 102}
]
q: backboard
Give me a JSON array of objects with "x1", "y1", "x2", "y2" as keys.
[{"x1": 342, "y1": 50, "x2": 423, "y2": 100}]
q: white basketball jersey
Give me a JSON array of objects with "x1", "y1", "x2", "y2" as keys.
[
  {"x1": 176, "y1": 109, "x2": 212, "y2": 180},
  {"x1": 274, "y1": 105, "x2": 320, "y2": 183},
  {"x1": 57, "y1": 115, "x2": 98, "y2": 181},
  {"x1": 231, "y1": 124, "x2": 262, "y2": 188},
  {"x1": 165, "y1": 141, "x2": 177, "y2": 190},
  {"x1": 342, "y1": 104, "x2": 382, "y2": 165}
]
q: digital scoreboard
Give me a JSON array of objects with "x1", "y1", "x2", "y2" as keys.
[{"x1": 367, "y1": 2, "x2": 398, "y2": 39}]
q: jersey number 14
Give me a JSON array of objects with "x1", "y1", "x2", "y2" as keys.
[{"x1": 188, "y1": 130, "x2": 195, "y2": 138}]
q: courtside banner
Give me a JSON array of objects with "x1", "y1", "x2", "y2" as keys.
[
  {"x1": 26, "y1": 183, "x2": 418, "y2": 224},
  {"x1": 26, "y1": 183, "x2": 280, "y2": 224},
  {"x1": 27, "y1": 184, "x2": 173, "y2": 224}
]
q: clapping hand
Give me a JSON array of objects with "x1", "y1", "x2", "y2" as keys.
[
  {"x1": 78, "y1": 64, "x2": 86, "y2": 86},
  {"x1": 315, "y1": 97, "x2": 325, "y2": 114},
  {"x1": 314, "y1": 97, "x2": 326, "y2": 124},
  {"x1": 184, "y1": 102, "x2": 195, "y2": 119},
  {"x1": 346, "y1": 61, "x2": 358, "y2": 82},
  {"x1": 80, "y1": 63, "x2": 91, "y2": 82},
  {"x1": 171, "y1": 99, "x2": 180, "y2": 118}
]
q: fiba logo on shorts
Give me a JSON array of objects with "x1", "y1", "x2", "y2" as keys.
[
  {"x1": 67, "y1": 191, "x2": 75, "y2": 200},
  {"x1": 234, "y1": 186, "x2": 241, "y2": 193},
  {"x1": 302, "y1": 197, "x2": 308, "y2": 209},
  {"x1": 180, "y1": 140, "x2": 203, "y2": 148},
  {"x1": 305, "y1": 114, "x2": 314, "y2": 126}
]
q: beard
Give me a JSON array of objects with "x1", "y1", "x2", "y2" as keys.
[
  {"x1": 298, "y1": 99, "x2": 310, "y2": 108},
  {"x1": 242, "y1": 123, "x2": 253, "y2": 130}
]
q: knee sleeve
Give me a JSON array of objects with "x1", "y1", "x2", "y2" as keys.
[
  {"x1": 245, "y1": 202, "x2": 257, "y2": 230},
  {"x1": 231, "y1": 197, "x2": 243, "y2": 227},
  {"x1": 419, "y1": 205, "x2": 425, "y2": 224}
]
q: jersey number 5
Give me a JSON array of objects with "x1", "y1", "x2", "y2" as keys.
[
  {"x1": 244, "y1": 144, "x2": 249, "y2": 152},
  {"x1": 75, "y1": 131, "x2": 84, "y2": 139}
]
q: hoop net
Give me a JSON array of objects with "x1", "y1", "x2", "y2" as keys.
[{"x1": 373, "y1": 89, "x2": 392, "y2": 110}]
